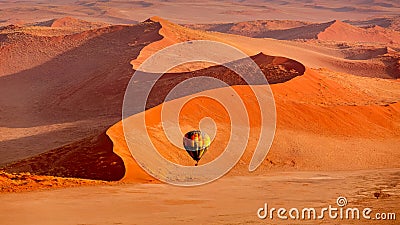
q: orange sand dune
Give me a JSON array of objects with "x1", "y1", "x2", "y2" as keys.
[
  {"x1": 185, "y1": 20, "x2": 334, "y2": 40},
  {"x1": 1, "y1": 17, "x2": 399, "y2": 184},
  {"x1": 3, "y1": 132, "x2": 125, "y2": 181},
  {"x1": 318, "y1": 20, "x2": 400, "y2": 45},
  {"x1": 0, "y1": 23, "x2": 160, "y2": 76},
  {"x1": 1, "y1": 0, "x2": 400, "y2": 26},
  {"x1": 44, "y1": 17, "x2": 108, "y2": 29},
  {"x1": 0, "y1": 171, "x2": 107, "y2": 193},
  {"x1": 184, "y1": 20, "x2": 312, "y2": 37},
  {"x1": 183, "y1": 19, "x2": 400, "y2": 78},
  {"x1": 108, "y1": 66, "x2": 400, "y2": 182},
  {"x1": 134, "y1": 17, "x2": 399, "y2": 78},
  {"x1": 346, "y1": 16, "x2": 400, "y2": 31},
  {"x1": 185, "y1": 19, "x2": 400, "y2": 44},
  {"x1": 3, "y1": 51, "x2": 305, "y2": 180},
  {"x1": 0, "y1": 20, "x2": 163, "y2": 166}
]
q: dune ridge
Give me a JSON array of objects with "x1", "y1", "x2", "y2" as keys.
[
  {"x1": 1, "y1": 0, "x2": 400, "y2": 25},
  {"x1": 39, "y1": 17, "x2": 108, "y2": 29},
  {"x1": 184, "y1": 18, "x2": 400, "y2": 44},
  {"x1": 1, "y1": 17, "x2": 399, "y2": 185},
  {"x1": 2, "y1": 50, "x2": 306, "y2": 180},
  {"x1": 138, "y1": 17, "x2": 400, "y2": 78},
  {"x1": 318, "y1": 20, "x2": 400, "y2": 45},
  {"x1": 108, "y1": 68, "x2": 400, "y2": 182},
  {"x1": 108, "y1": 18, "x2": 400, "y2": 182}
]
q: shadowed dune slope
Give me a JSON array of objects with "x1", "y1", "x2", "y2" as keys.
[
  {"x1": 0, "y1": 20, "x2": 163, "y2": 166},
  {"x1": 3, "y1": 132, "x2": 125, "y2": 181},
  {"x1": 254, "y1": 20, "x2": 335, "y2": 39},
  {"x1": 346, "y1": 16, "x2": 400, "y2": 31},
  {"x1": 144, "y1": 52, "x2": 305, "y2": 110},
  {"x1": 184, "y1": 20, "x2": 312, "y2": 37}
]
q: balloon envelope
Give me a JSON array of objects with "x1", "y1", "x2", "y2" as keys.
[{"x1": 183, "y1": 130, "x2": 211, "y2": 163}]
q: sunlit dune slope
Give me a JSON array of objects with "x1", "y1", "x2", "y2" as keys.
[{"x1": 109, "y1": 67, "x2": 400, "y2": 182}]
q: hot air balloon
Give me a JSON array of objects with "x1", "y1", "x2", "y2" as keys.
[{"x1": 183, "y1": 130, "x2": 211, "y2": 166}]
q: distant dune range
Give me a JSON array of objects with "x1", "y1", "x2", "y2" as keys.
[
  {"x1": 184, "y1": 17, "x2": 400, "y2": 39},
  {"x1": 1, "y1": 17, "x2": 400, "y2": 183},
  {"x1": 184, "y1": 18, "x2": 400, "y2": 78},
  {"x1": 1, "y1": 0, "x2": 400, "y2": 24}
]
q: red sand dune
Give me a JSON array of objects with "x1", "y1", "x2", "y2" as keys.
[
  {"x1": 0, "y1": 20, "x2": 163, "y2": 166},
  {"x1": 184, "y1": 20, "x2": 311, "y2": 37},
  {"x1": 318, "y1": 20, "x2": 400, "y2": 44},
  {"x1": 112, "y1": 18, "x2": 400, "y2": 181},
  {"x1": 185, "y1": 16, "x2": 400, "y2": 38},
  {"x1": 0, "y1": 171, "x2": 107, "y2": 193},
  {"x1": 184, "y1": 20, "x2": 334, "y2": 40},
  {"x1": 1, "y1": 17, "x2": 400, "y2": 185},
  {"x1": 1, "y1": 0, "x2": 400, "y2": 25},
  {"x1": 46, "y1": 17, "x2": 107, "y2": 29},
  {"x1": 139, "y1": 17, "x2": 400, "y2": 78},
  {"x1": 347, "y1": 16, "x2": 400, "y2": 31},
  {"x1": 3, "y1": 132, "x2": 125, "y2": 181},
  {"x1": 185, "y1": 19, "x2": 400, "y2": 45},
  {"x1": 3, "y1": 51, "x2": 305, "y2": 180},
  {"x1": 108, "y1": 68, "x2": 400, "y2": 182}
]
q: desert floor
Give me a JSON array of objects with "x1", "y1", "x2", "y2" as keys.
[{"x1": 0, "y1": 168, "x2": 399, "y2": 225}]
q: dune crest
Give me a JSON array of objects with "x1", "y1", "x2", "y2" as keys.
[
  {"x1": 318, "y1": 20, "x2": 400, "y2": 44},
  {"x1": 185, "y1": 18, "x2": 400, "y2": 45},
  {"x1": 133, "y1": 18, "x2": 400, "y2": 78},
  {"x1": 47, "y1": 17, "x2": 107, "y2": 29},
  {"x1": 108, "y1": 65, "x2": 400, "y2": 182}
]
